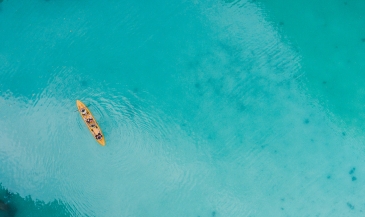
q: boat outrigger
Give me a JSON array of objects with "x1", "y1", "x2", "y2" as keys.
[{"x1": 76, "y1": 100, "x2": 105, "y2": 146}]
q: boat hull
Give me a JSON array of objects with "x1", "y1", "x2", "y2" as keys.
[{"x1": 76, "y1": 100, "x2": 105, "y2": 146}]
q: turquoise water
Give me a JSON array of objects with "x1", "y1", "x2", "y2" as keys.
[
  {"x1": 0, "y1": 183, "x2": 70, "y2": 217},
  {"x1": 0, "y1": 0, "x2": 365, "y2": 216}
]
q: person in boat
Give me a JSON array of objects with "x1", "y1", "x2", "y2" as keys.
[
  {"x1": 86, "y1": 117, "x2": 93, "y2": 123},
  {"x1": 90, "y1": 124, "x2": 98, "y2": 129},
  {"x1": 95, "y1": 133, "x2": 103, "y2": 140},
  {"x1": 80, "y1": 108, "x2": 87, "y2": 115}
]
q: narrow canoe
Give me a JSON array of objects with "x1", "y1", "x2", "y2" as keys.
[{"x1": 76, "y1": 100, "x2": 105, "y2": 146}]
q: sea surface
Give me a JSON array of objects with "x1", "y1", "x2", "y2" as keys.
[{"x1": 0, "y1": 0, "x2": 365, "y2": 216}]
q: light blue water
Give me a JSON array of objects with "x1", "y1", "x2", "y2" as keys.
[
  {"x1": 0, "y1": 0, "x2": 365, "y2": 216},
  {"x1": 257, "y1": 0, "x2": 365, "y2": 130}
]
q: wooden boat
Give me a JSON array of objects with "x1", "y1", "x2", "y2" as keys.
[{"x1": 76, "y1": 100, "x2": 105, "y2": 146}]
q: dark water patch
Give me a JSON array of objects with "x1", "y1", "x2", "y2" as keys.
[
  {"x1": 80, "y1": 80, "x2": 88, "y2": 87},
  {"x1": 347, "y1": 202, "x2": 355, "y2": 210},
  {"x1": 207, "y1": 133, "x2": 217, "y2": 141},
  {"x1": 215, "y1": 40, "x2": 246, "y2": 73},
  {"x1": 0, "y1": 199, "x2": 16, "y2": 217},
  {"x1": 344, "y1": 2, "x2": 347, "y2": 5},
  {"x1": 281, "y1": 207, "x2": 284, "y2": 210},
  {"x1": 292, "y1": 45, "x2": 300, "y2": 53},
  {"x1": 304, "y1": 119, "x2": 309, "y2": 124},
  {"x1": 279, "y1": 21, "x2": 284, "y2": 26},
  {"x1": 207, "y1": 77, "x2": 213, "y2": 84},
  {"x1": 0, "y1": 184, "x2": 71, "y2": 217},
  {"x1": 236, "y1": 101, "x2": 246, "y2": 112},
  {"x1": 206, "y1": 77, "x2": 224, "y2": 96},
  {"x1": 349, "y1": 167, "x2": 355, "y2": 175},
  {"x1": 133, "y1": 87, "x2": 139, "y2": 93},
  {"x1": 194, "y1": 82, "x2": 205, "y2": 96},
  {"x1": 187, "y1": 59, "x2": 200, "y2": 70},
  {"x1": 280, "y1": 198, "x2": 285, "y2": 201},
  {"x1": 342, "y1": 132, "x2": 346, "y2": 136},
  {"x1": 352, "y1": 176, "x2": 357, "y2": 181},
  {"x1": 212, "y1": 211, "x2": 216, "y2": 216},
  {"x1": 362, "y1": 38, "x2": 365, "y2": 42},
  {"x1": 322, "y1": 81, "x2": 327, "y2": 84},
  {"x1": 327, "y1": 175, "x2": 331, "y2": 179}
]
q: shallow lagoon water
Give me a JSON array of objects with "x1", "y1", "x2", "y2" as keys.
[
  {"x1": 257, "y1": 0, "x2": 365, "y2": 131},
  {"x1": 0, "y1": 0, "x2": 365, "y2": 216}
]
